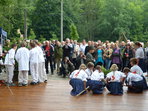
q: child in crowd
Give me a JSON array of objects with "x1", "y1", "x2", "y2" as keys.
[
  {"x1": 29, "y1": 42, "x2": 39, "y2": 85},
  {"x1": 15, "y1": 42, "x2": 30, "y2": 86},
  {"x1": 4, "y1": 44, "x2": 17, "y2": 86}
]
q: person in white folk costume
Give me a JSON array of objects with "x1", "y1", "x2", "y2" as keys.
[
  {"x1": 4, "y1": 44, "x2": 17, "y2": 86},
  {"x1": 85, "y1": 62, "x2": 94, "y2": 88},
  {"x1": 106, "y1": 64, "x2": 126, "y2": 95},
  {"x1": 123, "y1": 67, "x2": 143, "y2": 93},
  {"x1": 69, "y1": 64, "x2": 88, "y2": 96},
  {"x1": 15, "y1": 42, "x2": 30, "y2": 86},
  {"x1": 130, "y1": 58, "x2": 148, "y2": 90},
  {"x1": 89, "y1": 65, "x2": 105, "y2": 94},
  {"x1": 29, "y1": 42, "x2": 39, "y2": 85},
  {"x1": 34, "y1": 41, "x2": 47, "y2": 83}
]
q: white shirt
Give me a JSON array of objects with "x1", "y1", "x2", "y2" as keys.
[
  {"x1": 0, "y1": 44, "x2": 2, "y2": 56},
  {"x1": 130, "y1": 65, "x2": 143, "y2": 76},
  {"x1": 36, "y1": 46, "x2": 45, "y2": 63},
  {"x1": 91, "y1": 70, "x2": 104, "y2": 81},
  {"x1": 135, "y1": 47, "x2": 144, "y2": 59},
  {"x1": 4, "y1": 48, "x2": 15, "y2": 65},
  {"x1": 80, "y1": 44, "x2": 87, "y2": 53},
  {"x1": 15, "y1": 47, "x2": 30, "y2": 71},
  {"x1": 106, "y1": 71, "x2": 126, "y2": 82},
  {"x1": 29, "y1": 47, "x2": 39, "y2": 64},
  {"x1": 85, "y1": 68, "x2": 93, "y2": 79},
  {"x1": 70, "y1": 70, "x2": 88, "y2": 81},
  {"x1": 72, "y1": 44, "x2": 80, "y2": 58},
  {"x1": 126, "y1": 72, "x2": 143, "y2": 85}
]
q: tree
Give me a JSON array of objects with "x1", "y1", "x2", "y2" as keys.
[
  {"x1": 98, "y1": 0, "x2": 132, "y2": 41},
  {"x1": 70, "y1": 23, "x2": 79, "y2": 40},
  {"x1": 78, "y1": 0, "x2": 102, "y2": 40}
]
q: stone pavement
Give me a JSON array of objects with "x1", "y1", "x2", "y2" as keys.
[{"x1": 0, "y1": 67, "x2": 69, "y2": 82}]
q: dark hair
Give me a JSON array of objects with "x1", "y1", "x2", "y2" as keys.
[
  {"x1": 130, "y1": 58, "x2": 138, "y2": 65},
  {"x1": 34, "y1": 40, "x2": 40, "y2": 45},
  {"x1": 30, "y1": 42, "x2": 36, "y2": 48},
  {"x1": 123, "y1": 67, "x2": 130, "y2": 73},
  {"x1": 135, "y1": 42, "x2": 141, "y2": 47},
  {"x1": 11, "y1": 44, "x2": 17, "y2": 48}
]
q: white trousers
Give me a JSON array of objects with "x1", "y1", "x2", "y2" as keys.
[
  {"x1": 5, "y1": 65, "x2": 14, "y2": 83},
  {"x1": 18, "y1": 71, "x2": 28, "y2": 84},
  {"x1": 38, "y1": 62, "x2": 47, "y2": 82},
  {"x1": 30, "y1": 63, "x2": 38, "y2": 83}
]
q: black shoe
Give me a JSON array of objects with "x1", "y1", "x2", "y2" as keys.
[
  {"x1": 44, "y1": 80, "x2": 47, "y2": 83},
  {"x1": 22, "y1": 84, "x2": 28, "y2": 86},
  {"x1": 37, "y1": 81, "x2": 40, "y2": 84},
  {"x1": 30, "y1": 82, "x2": 37, "y2": 85},
  {"x1": 18, "y1": 83, "x2": 23, "y2": 87}
]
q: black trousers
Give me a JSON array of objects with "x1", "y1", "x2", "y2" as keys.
[{"x1": 45, "y1": 56, "x2": 54, "y2": 74}]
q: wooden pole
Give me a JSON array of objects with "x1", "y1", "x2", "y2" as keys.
[{"x1": 61, "y1": 0, "x2": 63, "y2": 42}]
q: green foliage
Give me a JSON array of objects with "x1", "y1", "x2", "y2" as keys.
[
  {"x1": 0, "y1": 0, "x2": 147, "y2": 42},
  {"x1": 50, "y1": 33, "x2": 59, "y2": 41},
  {"x1": 28, "y1": 29, "x2": 36, "y2": 40},
  {"x1": 101, "y1": 66, "x2": 111, "y2": 75},
  {"x1": 38, "y1": 35, "x2": 46, "y2": 43},
  {"x1": 70, "y1": 23, "x2": 79, "y2": 40}
]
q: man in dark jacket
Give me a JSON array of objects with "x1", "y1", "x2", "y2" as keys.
[
  {"x1": 86, "y1": 46, "x2": 95, "y2": 65},
  {"x1": 60, "y1": 57, "x2": 75, "y2": 78},
  {"x1": 54, "y1": 41, "x2": 63, "y2": 74},
  {"x1": 43, "y1": 41, "x2": 54, "y2": 74},
  {"x1": 62, "y1": 40, "x2": 73, "y2": 60}
]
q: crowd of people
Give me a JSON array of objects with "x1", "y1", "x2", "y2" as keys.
[{"x1": 0, "y1": 38, "x2": 148, "y2": 95}]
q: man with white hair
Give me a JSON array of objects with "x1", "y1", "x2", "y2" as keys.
[{"x1": 43, "y1": 41, "x2": 54, "y2": 74}]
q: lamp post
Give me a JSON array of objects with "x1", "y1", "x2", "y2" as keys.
[
  {"x1": 24, "y1": 9, "x2": 27, "y2": 39},
  {"x1": 61, "y1": 0, "x2": 63, "y2": 42}
]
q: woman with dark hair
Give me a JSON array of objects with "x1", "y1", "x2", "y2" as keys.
[
  {"x1": 122, "y1": 44, "x2": 134, "y2": 69},
  {"x1": 95, "y1": 46, "x2": 104, "y2": 66},
  {"x1": 111, "y1": 44, "x2": 122, "y2": 70},
  {"x1": 104, "y1": 44, "x2": 113, "y2": 69}
]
